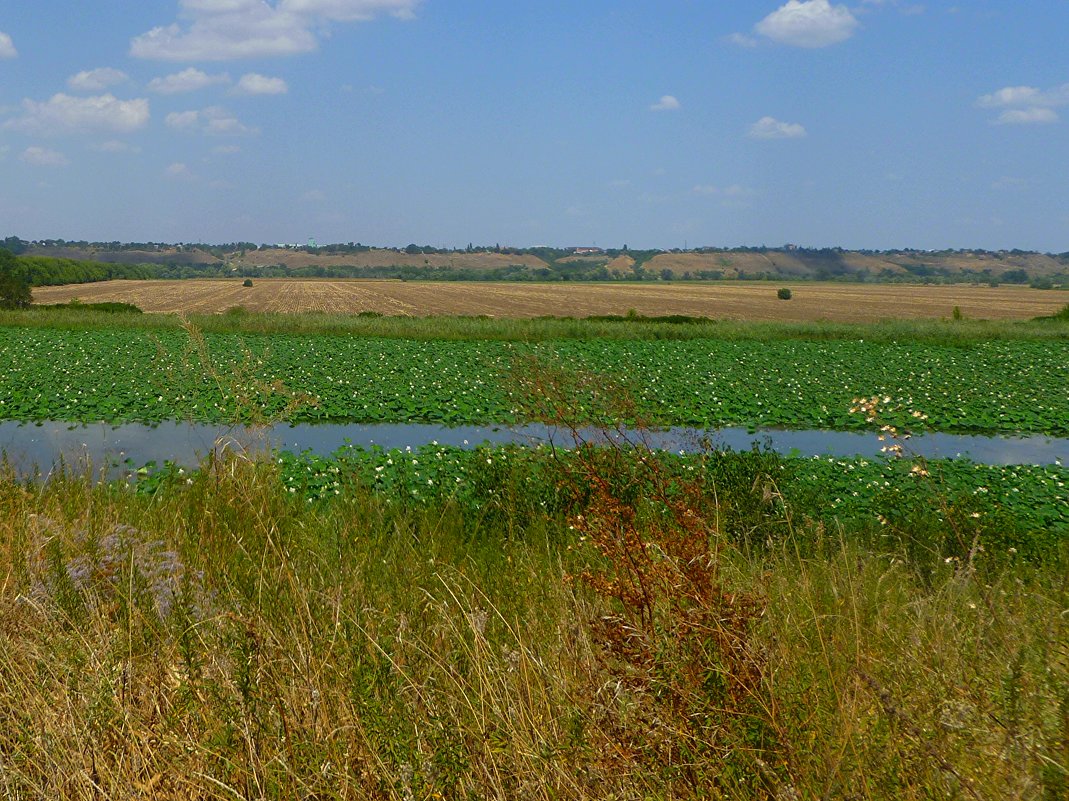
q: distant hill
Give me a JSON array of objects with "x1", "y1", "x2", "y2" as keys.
[
  {"x1": 642, "y1": 248, "x2": 1069, "y2": 282},
  {"x1": 8, "y1": 238, "x2": 1069, "y2": 286}
]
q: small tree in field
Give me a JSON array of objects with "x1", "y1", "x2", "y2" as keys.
[
  {"x1": 242, "y1": 278, "x2": 254, "y2": 287},
  {"x1": 0, "y1": 248, "x2": 32, "y2": 309},
  {"x1": 777, "y1": 287, "x2": 792, "y2": 300}
]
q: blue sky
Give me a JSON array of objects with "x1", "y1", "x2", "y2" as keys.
[{"x1": 1, "y1": 1, "x2": 1067, "y2": 251}]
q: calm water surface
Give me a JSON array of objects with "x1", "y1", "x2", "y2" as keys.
[{"x1": 1, "y1": 420, "x2": 1065, "y2": 478}]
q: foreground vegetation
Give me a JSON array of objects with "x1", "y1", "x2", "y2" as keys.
[
  {"x1": 1, "y1": 307, "x2": 1066, "y2": 797},
  {"x1": 261, "y1": 444, "x2": 1069, "y2": 553},
  {"x1": 2, "y1": 441, "x2": 1066, "y2": 799}
]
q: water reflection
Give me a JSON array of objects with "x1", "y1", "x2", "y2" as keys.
[{"x1": 1, "y1": 420, "x2": 1065, "y2": 479}]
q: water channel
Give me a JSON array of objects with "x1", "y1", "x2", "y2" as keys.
[{"x1": 1, "y1": 420, "x2": 1065, "y2": 479}]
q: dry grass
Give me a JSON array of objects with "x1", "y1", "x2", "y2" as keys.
[
  {"x1": 31, "y1": 279, "x2": 1068, "y2": 321},
  {"x1": 1, "y1": 445, "x2": 1066, "y2": 799}
]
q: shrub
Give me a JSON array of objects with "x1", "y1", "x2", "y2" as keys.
[
  {"x1": 39, "y1": 301, "x2": 142, "y2": 314},
  {"x1": 0, "y1": 248, "x2": 32, "y2": 309},
  {"x1": 242, "y1": 278, "x2": 254, "y2": 287},
  {"x1": 777, "y1": 287, "x2": 792, "y2": 300}
]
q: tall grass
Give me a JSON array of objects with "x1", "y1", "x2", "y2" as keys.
[
  {"x1": 1, "y1": 329, "x2": 1066, "y2": 797},
  {"x1": 1, "y1": 446, "x2": 1066, "y2": 799}
]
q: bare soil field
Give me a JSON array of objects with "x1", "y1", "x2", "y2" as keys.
[{"x1": 31, "y1": 279, "x2": 1067, "y2": 322}]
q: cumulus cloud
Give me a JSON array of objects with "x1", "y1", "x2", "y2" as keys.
[
  {"x1": 165, "y1": 109, "x2": 201, "y2": 129},
  {"x1": 21, "y1": 146, "x2": 69, "y2": 166},
  {"x1": 300, "y1": 188, "x2": 326, "y2": 202},
  {"x1": 977, "y1": 84, "x2": 1069, "y2": 108},
  {"x1": 234, "y1": 72, "x2": 288, "y2": 95},
  {"x1": 212, "y1": 144, "x2": 242, "y2": 154},
  {"x1": 149, "y1": 67, "x2": 231, "y2": 93},
  {"x1": 0, "y1": 31, "x2": 16, "y2": 59},
  {"x1": 755, "y1": 0, "x2": 858, "y2": 48},
  {"x1": 6, "y1": 94, "x2": 150, "y2": 136},
  {"x1": 166, "y1": 105, "x2": 258, "y2": 135},
  {"x1": 650, "y1": 95, "x2": 681, "y2": 112},
  {"x1": 977, "y1": 82, "x2": 1069, "y2": 125},
  {"x1": 131, "y1": 0, "x2": 420, "y2": 61},
  {"x1": 748, "y1": 116, "x2": 807, "y2": 139},
  {"x1": 995, "y1": 107, "x2": 1058, "y2": 125},
  {"x1": 67, "y1": 68, "x2": 129, "y2": 92}
]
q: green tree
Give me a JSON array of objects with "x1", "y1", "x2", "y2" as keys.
[{"x1": 0, "y1": 248, "x2": 32, "y2": 309}]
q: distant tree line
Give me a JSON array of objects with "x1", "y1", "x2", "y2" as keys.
[
  {"x1": 5, "y1": 233, "x2": 1068, "y2": 287},
  {"x1": 12, "y1": 255, "x2": 157, "y2": 286}
]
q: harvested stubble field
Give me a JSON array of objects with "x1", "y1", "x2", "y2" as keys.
[{"x1": 32, "y1": 278, "x2": 1067, "y2": 321}]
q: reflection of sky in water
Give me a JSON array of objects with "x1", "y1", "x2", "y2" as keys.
[{"x1": 0, "y1": 421, "x2": 1066, "y2": 478}]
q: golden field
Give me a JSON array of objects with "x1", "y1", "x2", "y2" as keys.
[{"x1": 31, "y1": 278, "x2": 1067, "y2": 322}]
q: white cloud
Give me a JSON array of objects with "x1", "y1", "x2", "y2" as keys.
[
  {"x1": 67, "y1": 68, "x2": 129, "y2": 92},
  {"x1": 723, "y1": 184, "x2": 755, "y2": 197},
  {"x1": 300, "y1": 189, "x2": 326, "y2": 202},
  {"x1": 977, "y1": 82, "x2": 1069, "y2": 125},
  {"x1": 132, "y1": 10, "x2": 317, "y2": 61},
  {"x1": 131, "y1": 0, "x2": 420, "y2": 61},
  {"x1": 234, "y1": 72, "x2": 288, "y2": 95},
  {"x1": 149, "y1": 67, "x2": 231, "y2": 94},
  {"x1": 280, "y1": 0, "x2": 420, "y2": 21},
  {"x1": 859, "y1": 0, "x2": 926, "y2": 14},
  {"x1": 726, "y1": 32, "x2": 759, "y2": 47},
  {"x1": 203, "y1": 107, "x2": 257, "y2": 134},
  {"x1": 165, "y1": 162, "x2": 192, "y2": 179},
  {"x1": 0, "y1": 31, "x2": 16, "y2": 59},
  {"x1": 166, "y1": 105, "x2": 258, "y2": 135},
  {"x1": 0, "y1": 145, "x2": 9, "y2": 160},
  {"x1": 748, "y1": 116, "x2": 807, "y2": 139},
  {"x1": 650, "y1": 95, "x2": 681, "y2": 112},
  {"x1": 90, "y1": 139, "x2": 141, "y2": 153},
  {"x1": 755, "y1": 0, "x2": 858, "y2": 48},
  {"x1": 21, "y1": 146, "x2": 69, "y2": 167},
  {"x1": 166, "y1": 110, "x2": 201, "y2": 129},
  {"x1": 976, "y1": 84, "x2": 1069, "y2": 108},
  {"x1": 6, "y1": 94, "x2": 150, "y2": 136},
  {"x1": 995, "y1": 107, "x2": 1058, "y2": 125},
  {"x1": 212, "y1": 144, "x2": 242, "y2": 154},
  {"x1": 977, "y1": 86, "x2": 1042, "y2": 108},
  {"x1": 693, "y1": 184, "x2": 756, "y2": 197}
]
